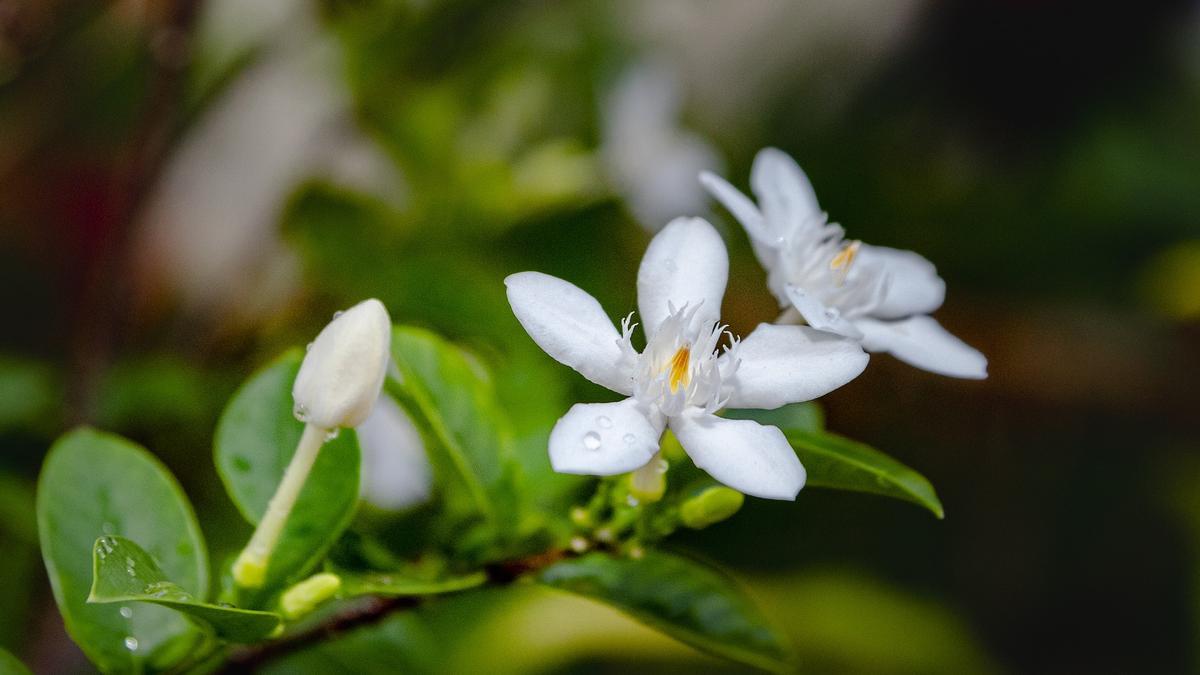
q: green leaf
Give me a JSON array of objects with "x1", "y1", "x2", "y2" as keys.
[
  {"x1": 786, "y1": 430, "x2": 944, "y2": 518},
  {"x1": 387, "y1": 327, "x2": 519, "y2": 533},
  {"x1": 339, "y1": 570, "x2": 487, "y2": 598},
  {"x1": 214, "y1": 351, "x2": 363, "y2": 593},
  {"x1": 538, "y1": 551, "x2": 794, "y2": 673},
  {"x1": 88, "y1": 536, "x2": 280, "y2": 643},
  {"x1": 0, "y1": 647, "x2": 31, "y2": 675},
  {"x1": 37, "y1": 428, "x2": 208, "y2": 672},
  {"x1": 725, "y1": 401, "x2": 824, "y2": 434}
]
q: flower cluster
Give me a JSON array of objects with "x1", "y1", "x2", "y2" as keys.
[{"x1": 508, "y1": 149, "x2": 987, "y2": 501}]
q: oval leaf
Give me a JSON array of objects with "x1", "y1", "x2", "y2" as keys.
[
  {"x1": 37, "y1": 428, "x2": 208, "y2": 672},
  {"x1": 538, "y1": 551, "x2": 794, "y2": 672},
  {"x1": 339, "y1": 570, "x2": 487, "y2": 598},
  {"x1": 0, "y1": 647, "x2": 31, "y2": 675},
  {"x1": 214, "y1": 351, "x2": 362, "y2": 593},
  {"x1": 725, "y1": 401, "x2": 824, "y2": 434},
  {"x1": 388, "y1": 327, "x2": 518, "y2": 530},
  {"x1": 786, "y1": 430, "x2": 944, "y2": 518},
  {"x1": 89, "y1": 536, "x2": 280, "y2": 643}
]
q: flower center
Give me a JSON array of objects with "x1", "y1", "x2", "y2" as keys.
[{"x1": 667, "y1": 346, "x2": 691, "y2": 393}]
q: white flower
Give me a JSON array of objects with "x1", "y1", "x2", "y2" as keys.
[
  {"x1": 356, "y1": 395, "x2": 433, "y2": 511},
  {"x1": 601, "y1": 60, "x2": 722, "y2": 231},
  {"x1": 701, "y1": 148, "x2": 988, "y2": 379},
  {"x1": 505, "y1": 217, "x2": 868, "y2": 500},
  {"x1": 293, "y1": 298, "x2": 392, "y2": 429}
]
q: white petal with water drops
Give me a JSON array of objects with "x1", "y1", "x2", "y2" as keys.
[{"x1": 548, "y1": 398, "x2": 663, "y2": 475}]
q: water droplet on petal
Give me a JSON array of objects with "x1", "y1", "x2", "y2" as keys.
[
  {"x1": 582, "y1": 432, "x2": 601, "y2": 451},
  {"x1": 124, "y1": 637, "x2": 139, "y2": 651},
  {"x1": 622, "y1": 433, "x2": 636, "y2": 445},
  {"x1": 304, "y1": 342, "x2": 314, "y2": 353},
  {"x1": 119, "y1": 607, "x2": 133, "y2": 619},
  {"x1": 333, "y1": 310, "x2": 345, "y2": 319},
  {"x1": 596, "y1": 416, "x2": 612, "y2": 429}
]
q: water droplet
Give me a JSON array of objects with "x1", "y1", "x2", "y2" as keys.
[
  {"x1": 596, "y1": 415, "x2": 612, "y2": 429},
  {"x1": 664, "y1": 259, "x2": 678, "y2": 272},
  {"x1": 582, "y1": 432, "x2": 602, "y2": 451},
  {"x1": 119, "y1": 607, "x2": 133, "y2": 619},
  {"x1": 101, "y1": 522, "x2": 115, "y2": 535},
  {"x1": 622, "y1": 433, "x2": 636, "y2": 446},
  {"x1": 655, "y1": 458, "x2": 669, "y2": 474},
  {"x1": 304, "y1": 341, "x2": 314, "y2": 352},
  {"x1": 333, "y1": 310, "x2": 345, "y2": 319},
  {"x1": 293, "y1": 404, "x2": 309, "y2": 421},
  {"x1": 325, "y1": 428, "x2": 340, "y2": 442},
  {"x1": 124, "y1": 637, "x2": 139, "y2": 651}
]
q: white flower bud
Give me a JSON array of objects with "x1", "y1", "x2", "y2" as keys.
[{"x1": 292, "y1": 298, "x2": 391, "y2": 429}]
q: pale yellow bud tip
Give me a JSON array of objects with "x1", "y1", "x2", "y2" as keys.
[
  {"x1": 280, "y1": 573, "x2": 343, "y2": 620},
  {"x1": 232, "y1": 553, "x2": 268, "y2": 589}
]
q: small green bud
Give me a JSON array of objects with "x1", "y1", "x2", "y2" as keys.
[
  {"x1": 628, "y1": 455, "x2": 668, "y2": 503},
  {"x1": 680, "y1": 487, "x2": 744, "y2": 529},
  {"x1": 280, "y1": 572, "x2": 342, "y2": 620}
]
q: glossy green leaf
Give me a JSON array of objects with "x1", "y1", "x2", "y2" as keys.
[
  {"x1": 37, "y1": 428, "x2": 208, "y2": 672},
  {"x1": 340, "y1": 570, "x2": 487, "y2": 598},
  {"x1": 0, "y1": 647, "x2": 31, "y2": 675},
  {"x1": 538, "y1": 551, "x2": 794, "y2": 672},
  {"x1": 387, "y1": 327, "x2": 518, "y2": 531},
  {"x1": 786, "y1": 430, "x2": 944, "y2": 518},
  {"x1": 214, "y1": 351, "x2": 362, "y2": 592},
  {"x1": 725, "y1": 401, "x2": 824, "y2": 434},
  {"x1": 89, "y1": 536, "x2": 281, "y2": 642}
]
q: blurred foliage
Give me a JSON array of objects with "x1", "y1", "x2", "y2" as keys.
[{"x1": 0, "y1": 0, "x2": 1197, "y2": 672}]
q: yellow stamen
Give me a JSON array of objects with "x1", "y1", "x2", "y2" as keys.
[
  {"x1": 668, "y1": 347, "x2": 691, "y2": 393},
  {"x1": 830, "y1": 240, "x2": 861, "y2": 285}
]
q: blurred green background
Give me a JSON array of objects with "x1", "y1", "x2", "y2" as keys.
[{"x1": 1, "y1": 0, "x2": 1198, "y2": 672}]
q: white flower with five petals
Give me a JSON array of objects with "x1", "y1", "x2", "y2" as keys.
[
  {"x1": 701, "y1": 148, "x2": 988, "y2": 379},
  {"x1": 505, "y1": 217, "x2": 868, "y2": 500}
]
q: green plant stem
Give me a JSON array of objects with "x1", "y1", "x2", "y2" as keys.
[{"x1": 233, "y1": 424, "x2": 328, "y2": 587}]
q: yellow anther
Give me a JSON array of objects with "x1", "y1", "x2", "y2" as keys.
[
  {"x1": 667, "y1": 347, "x2": 691, "y2": 393},
  {"x1": 830, "y1": 240, "x2": 861, "y2": 285}
]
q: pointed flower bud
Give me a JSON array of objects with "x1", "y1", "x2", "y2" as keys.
[
  {"x1": 680, "y1": 486, "x2": 744, "y2": 529},
  {"x1": 293, "y1": 298, "x2": 392, "y2": 429}
]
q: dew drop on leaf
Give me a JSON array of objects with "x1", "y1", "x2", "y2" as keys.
[
  {"x1": 119, "y1": 606, "x2": 133, "y2": 619},
  {"x1": 124, "y1": 637, "x2": 138, "y2": 651}
]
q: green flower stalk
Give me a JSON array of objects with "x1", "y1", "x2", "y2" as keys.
[{"x1": 232, "y1": 299, "x2": 391, "y2": 589}]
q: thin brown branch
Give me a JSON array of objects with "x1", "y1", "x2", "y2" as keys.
[{"x1": 217, "y1": 548, "x2": 573, "y2": 673}]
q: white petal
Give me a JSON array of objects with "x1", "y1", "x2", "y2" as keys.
[
  {"x1": 356, "y1": 396, "x2": 432, "y2": 511},
  {"x1": 549, "y1": 399, "x2": 664, "y2": 475},
  {"x1": 785, "y1": 285, "x2": 863, "y2": 339},
  {"x1": 505, "y1": 272, "x2": 634, "y2": 394},
  {"x1": 858, "y1": 245, "x2": 946, "y2": 319},
  {"x1": 855, "y1": 315, "x2": 987, "y2": 379},
  {"x1": 750, "y1": 148, "x2": 821, "y2": 240},
  {"x1": 699, "y1": 171, "x2": 770, "y2": 243},
  {"x1": 723, "y1": 323, "x2": 869, "y2": 409},
  {"x1": 637, "y1": 217, "x2": 728, "y2": 338},
  {"x1": 670, "y1": 411, "x2": 805, "y2": 500},
  {"x1": 293, "y1": 298, "x2": 391, "y2": 429}
]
